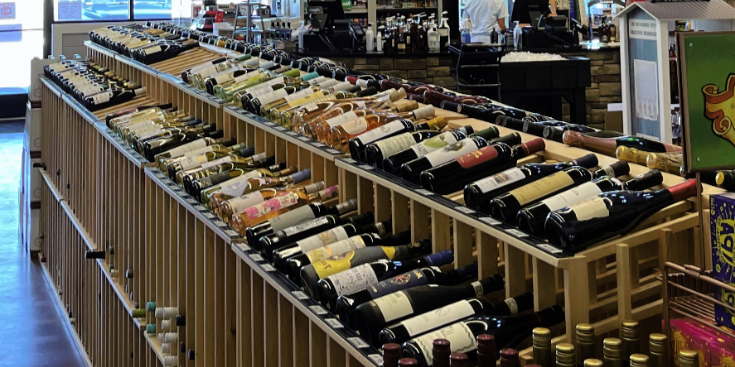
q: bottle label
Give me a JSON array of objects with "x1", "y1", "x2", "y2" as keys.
[
  {"x1": 372, "y1": 291, "x2": 413, "y2": 323},
  {"x1": 218, "y1": 171, "x2": 264, "y2": 197},
  {"x1": 340, "y1": 117, "x2": 369, "y2": 135},
  {"x1": 401, "y1": 300, "x2": 476, "y2": 337},
  {"x1": 410, "y1": 132, "x2": 460, "y2": 158},
  {"x1": 603, "y1": 165, "x2": 616, "y2": 178},
  {"x1": 456, "y1": 145, "x2": 500, "y2": 169},
  {"x1": 256, "y1": 88, "x2": 289, "y2": 105},
  {"x1": 540, "y1": 182, "x2": 603, "y2": 212},
  {"x1": 356, "y1": 120, "x2": 406, "y2": 145},
  {"x1": 325, "y1": 111, "x2": 358, "y2": 128},
  {"x1": 504, "y1": 297, "x2": 519, "y2": 315},
  {"x1": 228, "y1": 191, "x2": 266, "y2": 214},
  {"x1": 475, "y1": 167, "x2": 526, "y2": 194},
  {"x1": 312, "y1": 246, "x2": 396, "y2": 279},
  {"x1": 145, "y1": 45, "x2": 163, "y2": 54},
  {"x1": 509, "y1": 171, "x2": 575, "y2": 206},
  {"x1": 569, "y1": 197, "x2": 610, "y2": 221},
  {"x1": 267, "y1": 205, "x2": 317, "y2": 232},
  {"x1": 249, "y1": 85, "x2": 275, "y2": 98},
  {"x1": 471, "y1": 281, "x2": 484, "y2": 297},
  {"x1": 233, "y1": 71, "x2": 260, "y2": 84},
  {"x1": 136, "y1": 127, "x2": 165, "y2": 141},
  {"x1": 297, "y1": 226, "x2": 349, "y2": 252},
  {"x1": 327, "y1": 264, "x2": 380, "y2": 296},
  {"x1": 424, "y1": 139, "x2": 480, "y2": 167},
  {"x1": 309, "y1": 76, "x2": 328, "y2": 85},
  {"x1": 285, "y1": 88, "x2": 314, "y2": 102},
  {"x1": 200, "y1": 156, "x2": 232, "y2": 170},
  {"x1": 357, "y1": 79, "x2": 369, "y2": 88},
  {"x1": 281, "y1": 216, "x2": 330, "y2": 237},
  {"x1": 92, "y1": 92, "x2": 113, "y2": 104},
  {"x1": 306, "y1": 236, "x2": 367, "y2": 262},
  {"x1": 303, "y1": 103, "x2": 319, "y2": 112},
  {"x1": 372, "y1": 133, "x2": 416, "y2": 158},
  {"x1": 214, "y1": 72, "x2": 235, "y2": 85},
  {"x1": 242, "y1": 192, "x2": 300, "y2": 220},
  {"x1": 414, "y1": 322, "x2": 478, "y2": 366},
  {"x1": 367, "y1": 269, "x2": 431, "y2": 299},
  {"x1": 166, "y1": 139, "x2": 209, "y2": 157}
]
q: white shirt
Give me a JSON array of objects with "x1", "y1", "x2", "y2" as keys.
[{"x1": 462, "y1": 0, "x2": 509, "y2": 43}]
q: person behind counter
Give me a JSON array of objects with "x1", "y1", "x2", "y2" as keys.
[{"x1": 461, "y1": 0, "x2": 509, "y2": 43}]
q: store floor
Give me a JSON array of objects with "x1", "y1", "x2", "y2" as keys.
[{"x1": 0, "y1": 121, "x2": 88, "y2": 367}]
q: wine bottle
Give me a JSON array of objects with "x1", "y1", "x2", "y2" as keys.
[
  {"x1": 576, "y1": 324, "x2": 596, "y2": 366},
  {"x1": 603, "y1": 338, "x2": 623, "y2": 367},
  {"x1": 399, "y1": 128, "x2": 502, "y2": 183},
  {"x1": 629, "y1": 354, "x2": 648, "y2": 367},
  {"x1": 181, "y1": 154, "x2": 276, "y2": 194},
  {"x1": 335, "y1": 262, "x2": 479, "y2": 329},
  {"x1": 585, "y1": 359, "x2": 604, "y2": 367},
  {"x1": 244, "y1": 200, "x2": 357, "y2": 245},
  {"x1": 316, "y1": 248, "x2": 453, "y2": 310},
  {"x1": 379, "y1": 292, "x2": 535, "y2": 346},
  {"x1": 648, "y1": 334, "x2": 666, "y2": 367},
  {"x1": 500, "y1": 349, "x2": 521, "y2": 367},
  {"x1": 420, "y1": 138, "x2": 545, "y2": 195},
  {"x1": 543, "y1": 124, "x2": 602, "y2": 143},
  {"x1": 349, "y1": 116, "x2": 447, "y2": 163},
  {"x1": 477, "y1": 335, "x2": 496, "y2": 367},
  {"x1": 555, "y1": 343, "x2": 576, "y2": 367},
  {"x1": 592, "y1": 161, "x2": 629, "y2": 179},
  {"x1": 198, "y1": 164, "x2": 292, "y2": 205},
  {"x1": 400, "y1": 305, "x2": 565, "y2": 365},
  {"x1": 153, "y1": 138, "x2": 219, "y2": 167},
  {"x1": 210, "y1": 168, "x2": 311, "y2": 215},
  {"x1": 166, "y1": 145, "x2": 254, "y2": 178},
  {"x1": 274, "y1": 220, "x2": 394, "y2": 276},
  {"x1": 384, "y1": 343, "x2": 402, "y2": 367},
  {"x1": 463, "y1": 154, "x2": 599, "y2": 211},
  {"x1": 620, "y1": 320, "x2": 640, "y2": 366},
  {"x1": 487, "y1": 166, "x2": 594, "y2": 222},
  {"x1": 533, "y1": 328, "x2": 553, "y2": 367},
  {"x1": 563, "y1": 131, "x2": 682, "y2": 157},
  {"x1": 678, "y1": 350, "x2": 698, "y2": 367},
  {"x1": 646, "y1": 151, "x2": 683, "y2": 175},
  {"x1": 366, "y1": 126, "x2": 474, "y2": 169},
  {"x1": 450, "y1": 354, "x2": 469, "y2": 367},
  {"x1": 256, "y1": 209, "x2": 370, "y2": 254},
  {"x1": 382, "y1": 126, "x2": 480, "y2": 175},
  {"x1": 522, "y1": 120, "x2": 569, "y2": 137},
  {"x1": 355, "y1": 274, "x2": 505, "y2": 346},
  {"x1": 220, "y1": 181, "x2": 326, "y2": 223},
  {"x1": 329, "y1": 107, "x2": 437, "y2": 152},
  {"x1": 545, "y1": 179, "x2": 699, "y2": 252},
  {"x1": 434, "y1": 339, "x2": 452, "y2": 367}
]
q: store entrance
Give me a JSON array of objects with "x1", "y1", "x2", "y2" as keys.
[{"x1": 0, "y1": 1, "x2": 45, "y2": 118}]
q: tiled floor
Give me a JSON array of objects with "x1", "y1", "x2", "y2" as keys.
[{"x1": 0, "y1": 121, "x2": 88, "y2": 367}]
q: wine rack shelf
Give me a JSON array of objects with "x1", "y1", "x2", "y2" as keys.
[{"x1": 34, "y1": 35, "x2": 724, "y2": 367}]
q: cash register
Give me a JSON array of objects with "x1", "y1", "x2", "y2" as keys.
[
  {"x1": 511, "y1": 0, "x2": 581, "y2": 48},
  {"x1": 301, "y1": 0, "x2": 367, "y2": 51}
]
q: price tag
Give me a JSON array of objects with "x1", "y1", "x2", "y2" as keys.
[
  {"x1": 480, "y1": 217, "x2": 501, "y2": 226},
  {"x1": 368, "y1": 354, "x2": 384, "y2": 365},
  {"x1": 309, "y1": 305, "x2": 328, "y2": 315},
  {"x1": 291, "y1": 291, "x2": 310, "y2": 300},
  {"x1": 167, "y1": 181, "x2": 178, "y2": 188},
  {"x1": 155, "y1": 172, "x2": 166, "y2": 179},
  {"x1": 213, "y1": 220, "x2": 227, "y2": 227},
  {"x1": 214, "y1": 98, "x2": 226, "y2": 104},
  {"x1": 537, "y1": 243, "x2": 563, "y2": 254},
  {"x1": 249, "y1": 253, "x2": 264, "y2": 262},
  {"x1": 261, "y1": 264, "x2": 276, "y2": 272},
  {"x1": 505, "y1": 229, "x2": 528, "y2": 238},
  {"x1": 359, "y1": 164, "x2": 374, "y2": 170},
  {"x1": 203, "y1": 212, "x2": 215, "y2": 219},
  {"x1": 236, "y1": 108, "x2": 247, "y2": 114},
  {"x1": 454, "y1": 206, "x2": 475, "y2": 215},
  {"x1": 296, "y1": 136, "x2": 310, "y2": 141},
  {"x1": 416, "y1": 189, "x2": 434, "y2": 196},
  {"x1": 348, "y1": 337, "x2": 369, "y2": 349},
  {"x1": 343, "y1": 158, "x2": 357, "y2": 164},
  {"x1": 186, "y1": 198, "x2": 199, "y2": 205},
  {"x1": 328, "y1": 149, "x2": 343, "y2": 155},
  {"x1": 235, "y1": 243, "x2": 251, "y2": 252},
  {"x1": 274, "y1": 126, "x2": 286, "y2": 131},
  {"x1": 225, "y1": 230, "x2": 240, "y2": 237},
  {"x1": 312, "y1": 142, "x2": 325, "y2": 147},
  {"x1": 319, "y1": 318, "x2": 341, "y2": 329},
  {"x1": 173, "y1": 188, "x2": 184, "y2": 194},
  {"x1": 194, "y1": 205, "x2": 207, "y2": 211},
  {"x1": 286, "y1": 131, "x2": 298, "y2": 136},
  {"x1": 263, "y1": 121, "x2": 274, "y2": 126}
]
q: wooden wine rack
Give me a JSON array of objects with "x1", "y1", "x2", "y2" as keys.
[{"x1": 35, "y1": 38, "x2": 724, "y2": 367}]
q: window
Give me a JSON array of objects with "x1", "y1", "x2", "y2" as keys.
[
  {"x1": 55, "y1": 0, "x2": 176, "y2": 21},
  {"x1": 134, "y1": 1, "x2": 173, "y2": 20}
]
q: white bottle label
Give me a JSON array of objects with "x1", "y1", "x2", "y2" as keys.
[
  {"x1": 324, "y1": 111, "x2": 358, "y2": 128},
  {"x1": 541, "y1": 181, "x2": 603, "y2": 212},
  {"x1": 423, "y1": 138, "x2": 480, "y2": 167},
  {"x1": 332, "y1": 81, "x2": 353, "y2": 92},
  {"x1": 603, "y1": 165, "x2": 616, "y2": 178},
  {"x1": 401, "y1": 300, "x2": 476, "y2": 337},
  {"x1": 228, "y1": 191, "x2": 265, "y2": 214},
  {"x1": 341, "y1": 117, "x2": 369, "y2": 135},
  {"x1": 373, "y1": 292, "x2": 413, "y2": 323},
  {"x1": 327, "y1": 264, "x2": 380, "y2": 296},
  {"x1": 569, "y1": 197, "x2": 610, "y2": 221},
  {"x1": 373, "y1": 133, "x2": 417, "y2": 157},
  {"x1": 414, "y1": 322, "x2": 478, "y2": 366},
  {"x1": 509, "y1": 171, "x2": 576, "y2": 206},
  {"x1": 145, "y1": 45, "x2": 163, "y2": 55},
  {"x1": 285, "y1": 88, "x2": 315, "y2": 102},
  {"x1": 256, "y1": 88, "x2": 289, "y2": 105},
  {"x1": 233, "y1": 70, "x2": 260, "y2": 84},
  {"x1": 475, "y1": 168, "x2": 526, "y2": 194},
  {"x1": 91, "y1": 92, "x2": 113, "y2": 104},
  {"x1": 504, "y1": 298, "x2": 519, "y2": 315},
  {"x1": 281, "y1": 217, "x2": 330, "y2": 237},
  {"x1": 410, "y1": 132, "x2": 460, "y2": 158},
  {"x1": 214, "y1": 72, "x2": 235, "y2": 85},
  {"x1": 218, "y1": 171, "x2": 264, "y2": 197},
  {"x1": 166, "y1": 139, "x2": 209, "y2": 157},
  {"x1": 200, "y1": 156, "x2": 232, "y2": 170},
  {"x1": 357, "y1": 79, "x2": 370, "y2": 88},
  {"x1": 297, "y1": 226, "x2": 349, "y2": 252},
  {"x1": 136, "y1": 127, "x2": 165, "y2": 141},
  {"x1": 356, "y1": 120, "x2": 406, "y2": 145},
  {"x1": 178, "y1": 154, "x2": 208, "y2": 171},
  {"x1": 267, "y1": 205, "x2": 317, "y2": 232},
  {"x1": 309, "y1": 76, "x2": 328, "y2": 85},
  {"x1": 305, "y1": 236, "x2": 366, "y2": 262}
]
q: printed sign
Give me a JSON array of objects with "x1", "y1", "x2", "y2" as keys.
[
  {"x1": 57, "y1": 0, "x2": 82, "y2": 21},
  {"x1": 0, "y1": 2, "x2": 14, "y2": 19}
]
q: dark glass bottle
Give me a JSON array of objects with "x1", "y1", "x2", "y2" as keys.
[
  {"x1": 381, "y1": 126, "x2": 475, "y2": 174},
  {"x1": 592, "y1": 161, "x2": 629, "y2": 179},
  {"x1": 543, "y1": 124, "x2": 602, "y2": 143},
  {"x1": 365, "y1": 127, "x2": 473, "y2": 169},
  {"x1": 463, "y1": 154, "x2": 598, "y2": 212},
  {"x1": 545, "y1": 179, "x2": 699, "y2": 252},
  {"x1": 355, "y1": 274, "x2": 505, "y2": 346},
  {"x1": 563, "y1": 131, "x2": 682, "y2": 157},
  {"x1": 348, "y1": 114, "x2": 444, "y2": 163}
]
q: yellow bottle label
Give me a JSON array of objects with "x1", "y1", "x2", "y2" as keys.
[
  {"x1": 312, "y1": 245, "x2": 396, "y2": 279},
  {"x1": 509, "y1": 171, "x2": 574, "y2": 206}
]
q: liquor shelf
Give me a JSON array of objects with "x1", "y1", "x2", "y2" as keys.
[{"x1": 34, "y1": 31, "x2": 721, "y2": 367}]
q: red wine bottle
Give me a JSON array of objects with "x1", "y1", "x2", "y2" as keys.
[
  {"x1": 563, "y1": 131, "x2": 682, "y2": 157},
  {"x1": 592, "y1": 161, "x2": 630, "y2": 179},
  {"x1": 315, "y1": 248, "x2": 452, "y2": 310},
  {"x1": 399, "y1": 128, "x2": 504, "y2": 183},
  {"x1": 523, "y1": 120, "x2": 569, "y2": 137},
  {"x1": 545, "y1": 179, "x2": 698, "y2": 252},
  {"x1": 420, "y1": 138, "x2": 545, "y2": 195},
  {"x1": 381, "y1": 127, "x2": 475, "y2": 174},
  {"x1": 335, "y1": 262, "x2": 479, "y2": 329},
  {"x1": 257, "y1": 211, "x2": 374, "y2": 258},
  {"x1": 400, "y1": 305, "x2": 565, "y2": 365},
  {"x1": 543, "y1": 124, "x2": 602, "y2": 143},
  {"x1": 244, "y1": 200, "x2": 357, "y2": 245},
  {"x1": 379, "y1": 292, "x2": 534, "y2": 346},
  {"x1": 487, "y1": 166, "x2": 595, "y2": 222},
  {"x1": 354, "y1": 274, "x2": 505, "y2": 346},
  {"x1": 463, "y1": 154, "x2": 599, "y2": 212}
]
